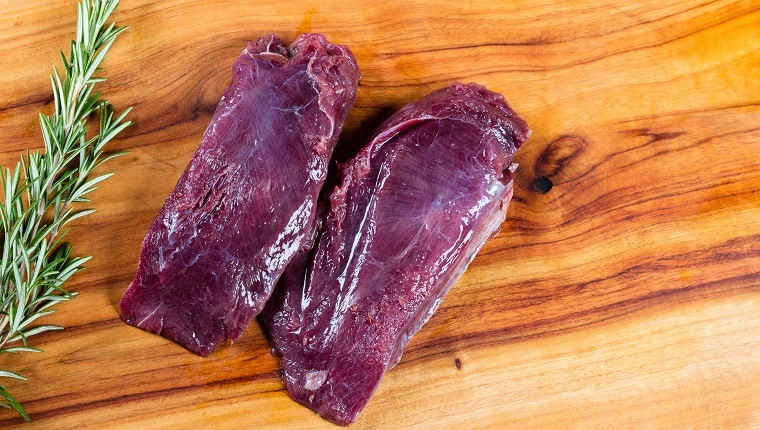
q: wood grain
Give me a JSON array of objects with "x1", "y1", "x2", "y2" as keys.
[{"x1": 0, "y1": 0, "x2": 758, "y2": 428}]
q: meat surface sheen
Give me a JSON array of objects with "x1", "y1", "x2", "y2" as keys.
[
  {"x1": 262, "y1": 83, "x2": 531, "y2": 425},
  {"x1": 119, "y1": 33, "x2": 360, "y2": 357}
]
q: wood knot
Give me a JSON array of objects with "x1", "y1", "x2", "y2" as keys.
[
  {"x1": 532, "y1": 176, "x2": 553, "y2": 194},
  {"x1": 535, "y1": 134, "x2": 586, "y2": 178}
]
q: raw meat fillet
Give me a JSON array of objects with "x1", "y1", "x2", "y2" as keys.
[
  {"x1": 119, "y1": 33, "x2": 360, "y2": 357},
  {"x1": 262, "y1": 83, "x2": 531, "y2": 425}
]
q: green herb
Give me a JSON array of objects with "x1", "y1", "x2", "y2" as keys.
[{"x1": 0, "y1": 0, "x2": 130, "y2": 421}]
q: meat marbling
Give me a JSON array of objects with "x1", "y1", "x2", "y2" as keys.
[
  {"x1": 119, "y1": 33, "x2": 360, "y2": 356},
  {"x1": 262, "y1": 83, "x2": 531, "y2": 425}
]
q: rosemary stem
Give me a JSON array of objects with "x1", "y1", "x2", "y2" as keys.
[{"x1": 0, "y1": 0, "x2": 130, "y2": 422}]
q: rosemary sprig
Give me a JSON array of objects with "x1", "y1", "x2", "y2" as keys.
[{"x1": 0, "y1": 0, "x2": 130, "y2": 421}]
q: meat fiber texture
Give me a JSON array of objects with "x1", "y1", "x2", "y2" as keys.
[
  {"x1": 119, "y1": 33, "x2": 360, "y2": 357},
  {"x1": 262, "y1": 82, "x2": 531, "y2": 425}
]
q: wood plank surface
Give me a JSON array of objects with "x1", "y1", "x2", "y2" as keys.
[{"x1": 0, "y1": 0, "x2": 758, "y2": 428}]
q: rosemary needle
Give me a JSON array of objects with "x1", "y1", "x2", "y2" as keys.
[{"x1": 0, "y1": 0, "x2": 130, "y2": 421}]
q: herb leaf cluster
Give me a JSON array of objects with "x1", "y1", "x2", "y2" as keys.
[{"x1": 0, "y1": 0, "x2": 130, "y2": 421}]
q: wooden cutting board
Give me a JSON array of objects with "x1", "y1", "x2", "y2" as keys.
[{"x1": 0, "y1": 0, "x2": 758, "y2": 428}]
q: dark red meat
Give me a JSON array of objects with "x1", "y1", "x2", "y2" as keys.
[
  {"x1": 262, "y1": 83, "x2": 531, "y2": 425},
  {"x1": 119, "y1": 33, "x2": 360, "y2": 356}
]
